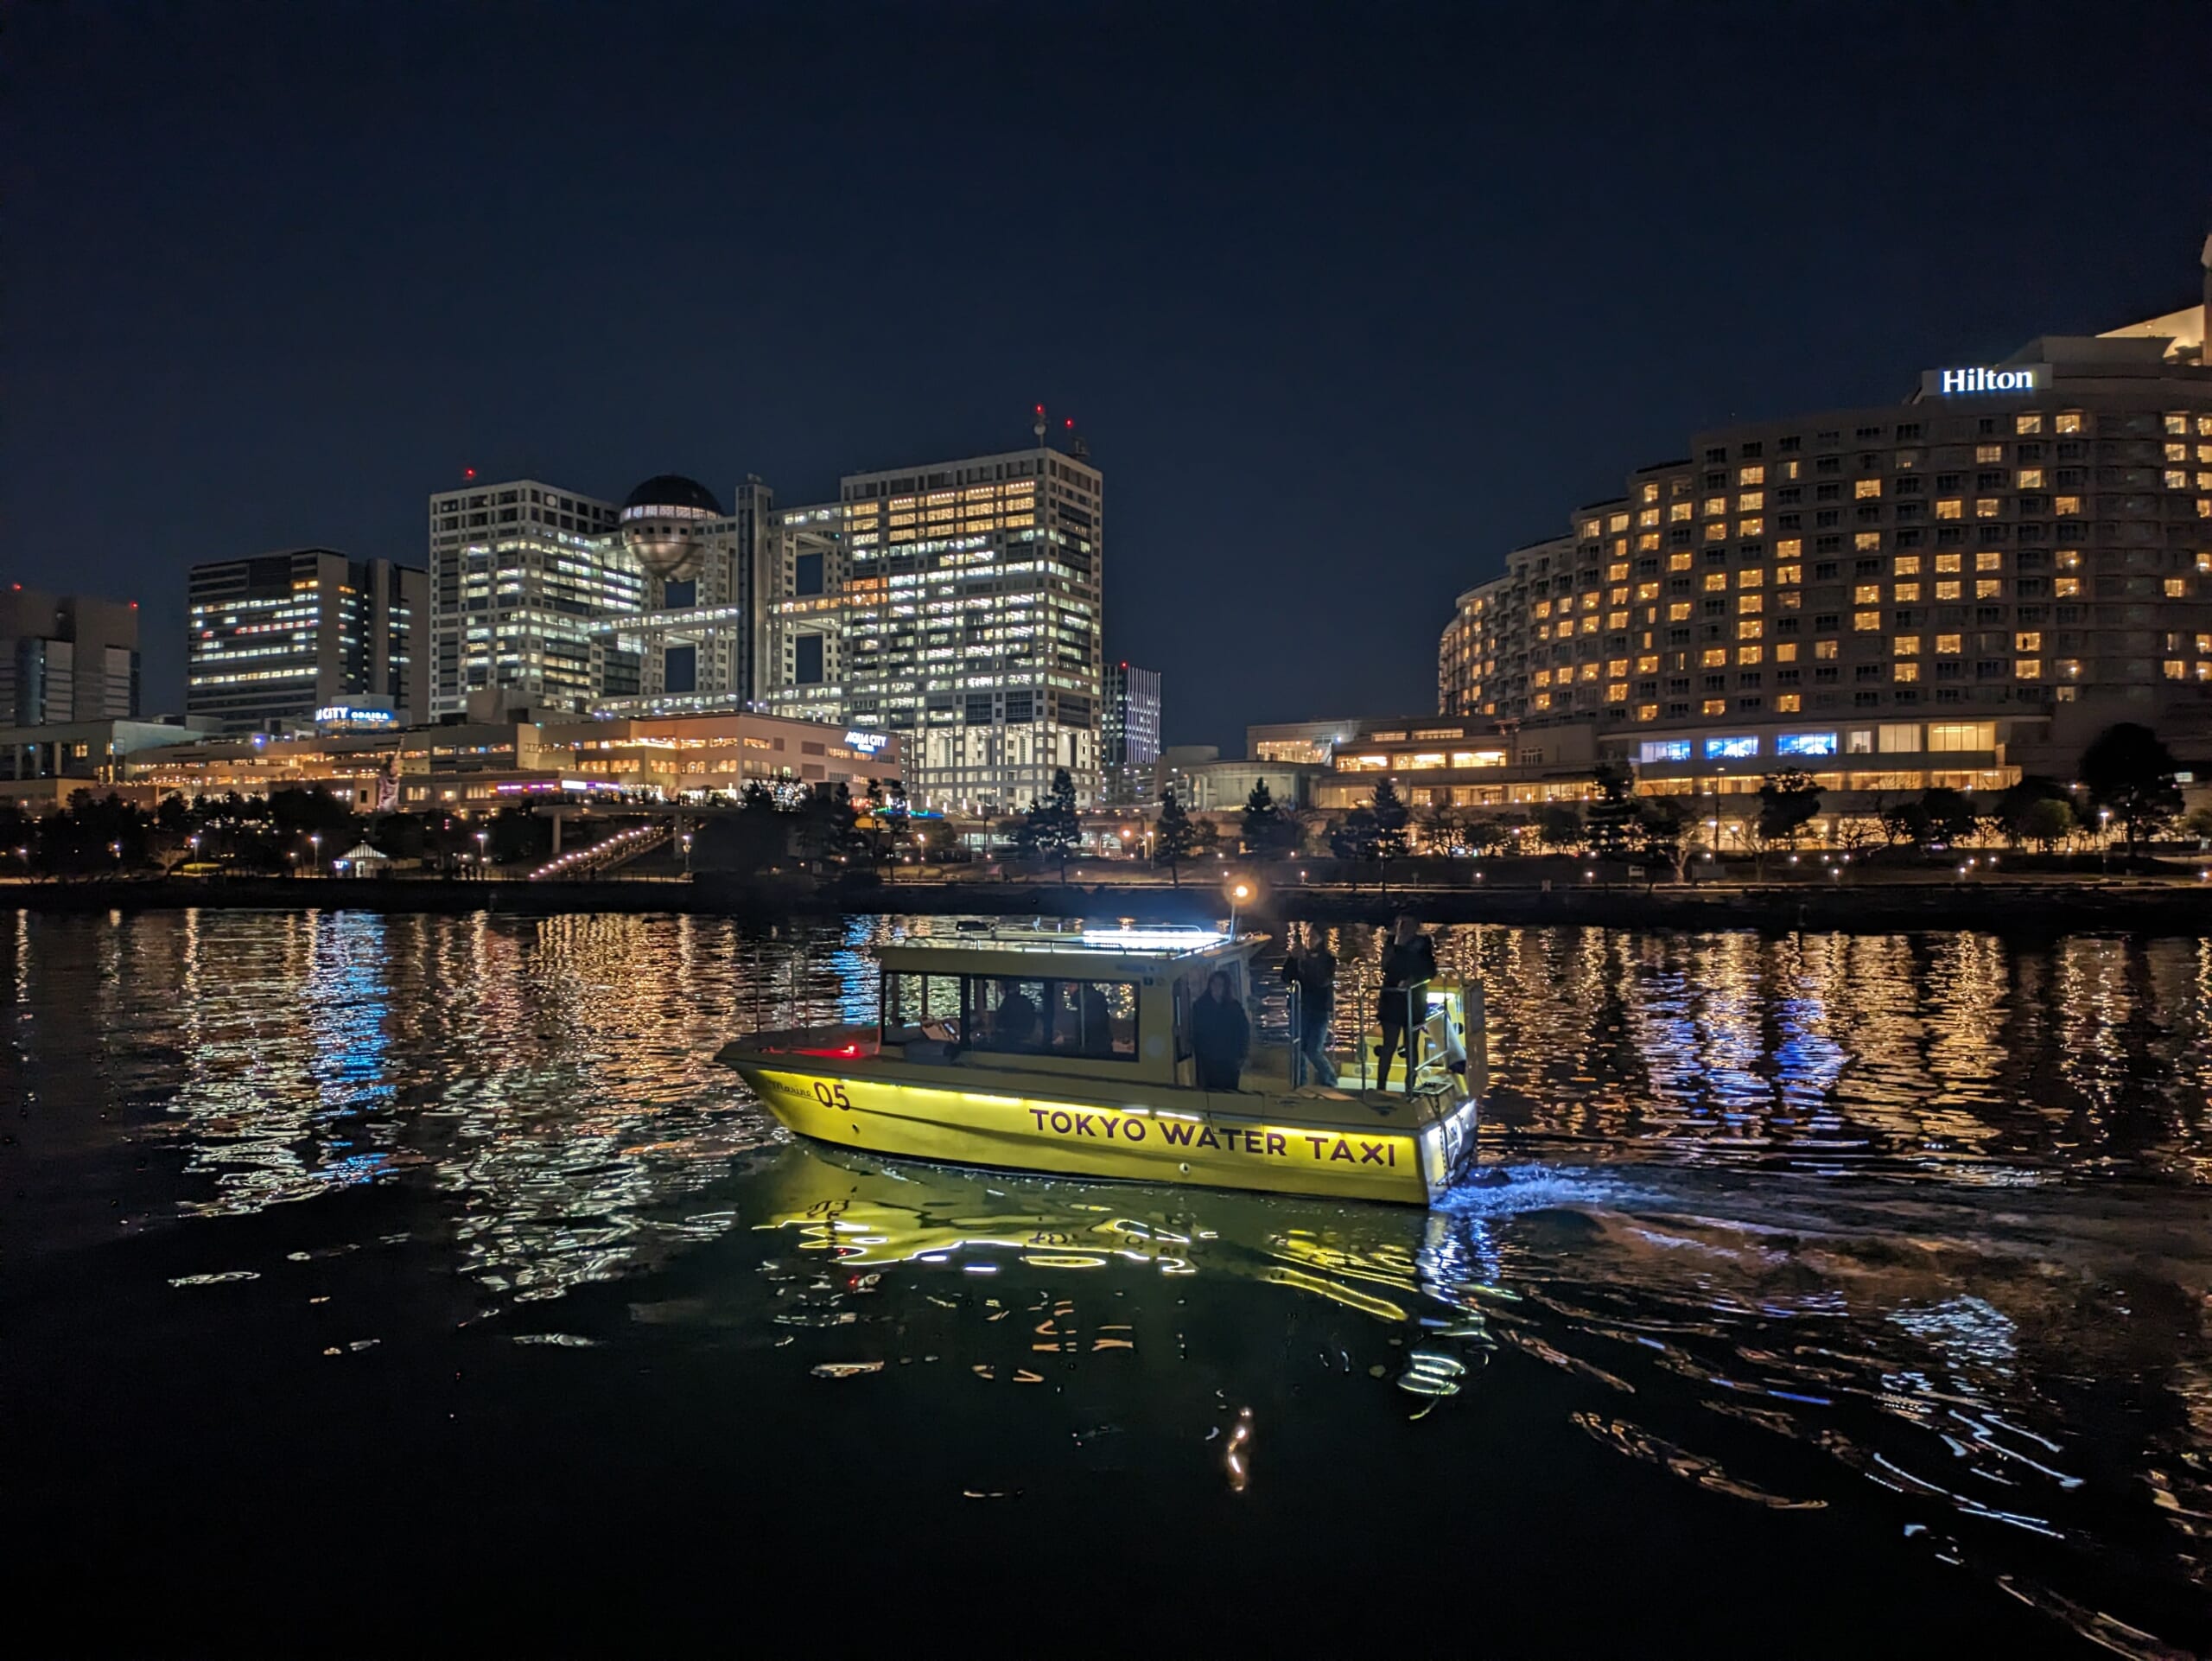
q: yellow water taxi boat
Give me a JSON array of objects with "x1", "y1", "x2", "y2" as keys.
[{"x1": 716, "y1": 924, "x2": 1484, "y2": 1206}]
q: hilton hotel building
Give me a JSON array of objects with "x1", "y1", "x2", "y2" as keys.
[{"x1": 1430, "y1": 242, "x2": 2212, "y2": 820}]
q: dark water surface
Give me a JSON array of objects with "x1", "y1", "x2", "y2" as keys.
[{"x1": 8, "y1": 912, "x2": 2211, "y2": 1656}]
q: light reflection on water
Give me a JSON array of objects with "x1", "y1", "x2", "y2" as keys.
[{"x1": 5, "y1": 910, "x2": 2212, "y2": 1654}]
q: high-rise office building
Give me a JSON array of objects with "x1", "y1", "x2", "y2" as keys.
[
  {"x1": 0, "y1": 587, "x2": 140, "y2": 726},
  {"x1": 1101, "y1": 662, "x2": 1161, "y2": 804},
  {"x1": 593, "y1": 474, "x2": 772, "y2": 716},
  {"x1": 768, "y1": 433, "x2": 1103, "y2": 811},
  {"x1": 425, "y1": 477, "x2": 637, "y2": 716},
  {"x1": 186, "y1": 550, "x2": 425, "y2": 732}
]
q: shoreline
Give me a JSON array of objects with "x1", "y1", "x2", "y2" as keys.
[{"x1": 8, "y1": 874, "x2": 2212, "y2": 934}]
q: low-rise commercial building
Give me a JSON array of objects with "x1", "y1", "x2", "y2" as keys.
[{"x1": 0, "y1": 718, "x2": 211, "y2": 811}]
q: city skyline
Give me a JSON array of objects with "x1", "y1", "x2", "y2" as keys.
[{"x1": 3, "y1": 5, "x2": 2208, "y2": 752}]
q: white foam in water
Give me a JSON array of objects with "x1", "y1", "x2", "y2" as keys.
[{"x1": 1433, "y1": 1162, "x2": 1644, "y2": 1218}]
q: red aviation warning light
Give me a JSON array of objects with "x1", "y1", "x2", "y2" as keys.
[{"x1": 464, "y1": 467, "x2": 476, "y2": 480}]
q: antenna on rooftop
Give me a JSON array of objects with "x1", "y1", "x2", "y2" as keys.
[{"x1": 1033, "y1": 404, "x2": 1047, "y2": 445}]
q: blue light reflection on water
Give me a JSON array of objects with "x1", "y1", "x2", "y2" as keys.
[{"x1": 5, "y1": 911, "x2": 2212, "y2": 1655}]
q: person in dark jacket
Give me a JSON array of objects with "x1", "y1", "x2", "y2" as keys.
[
  {"x1": 1190, "y1": 970, "x2": 1250, "y2": 1091},
  {"x1": 1281, "y1": 927, "x2": 1338, "y2": 1086},
  {"x1": 1375, "y1": 915, "x2": 1438, "y2": 1091}
]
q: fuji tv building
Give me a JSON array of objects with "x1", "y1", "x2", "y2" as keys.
[{"x1": 1419, "y1": 234, "x2": 2212, "y2": 843}]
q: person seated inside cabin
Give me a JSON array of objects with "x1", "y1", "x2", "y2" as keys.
[
  {"x1": 1081, "y1": 982, "x2": 1114, "y2": 1055},
  {"x1": 1190, "y1": 970, "x2": 1250, "y2": 1091},
  {"x1": 991, "y1": 979, "x2": 1039, "y2": 1051}
]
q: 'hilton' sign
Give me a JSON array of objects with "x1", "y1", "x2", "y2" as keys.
[{"x1": 1920, "y1": 363, "x2": 2050, "y2": 396}]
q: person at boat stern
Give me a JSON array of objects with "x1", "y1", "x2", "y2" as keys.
[
  {"x1": 1281, "y1": 927, "x2": 1338, "y2": 1086},
  {"x1": 1375, "y1": 914, "x2": 1438, "y2": 1092},
  {"x1": 1192, "y1": 970, "x2": 1250, "y2": 1091}
]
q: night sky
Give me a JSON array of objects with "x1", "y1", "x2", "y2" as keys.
[{"x1": 4, "y1": 2, "x2": 2206, "y2": 749}]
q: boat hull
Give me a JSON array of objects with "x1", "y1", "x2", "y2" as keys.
[{"x1": 733, "y1": 1062, "x2": 1475, "y2": 1205}]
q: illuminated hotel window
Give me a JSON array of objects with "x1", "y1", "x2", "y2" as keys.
[
  {"x1": 1974, "y1": 498, "x2": 2001, "y2": 519},
  {"x1": 1893, "y1": 662, "x2": 1920, "y2": 683},
  {"x1": 1974, "y1": 579, "x2": 2001, "y2": 599},
  {"x1": 2165, "y1": 471, "x2": 2189, "y2": 490},
  {"x1": 1738, "y1": 595, "x2": 1764, "y2": 615},
  {"x1": 2056, "y1": 495, "x2": 2083, "y2": 516},
  {"x1": 1738, "y1": 492, "x2": 1764, "y2": 512},
  {"x1": 1738, "y1": 645, "x2": 1763, "y2": 664},
  {"x1": 1669, "y1": 552, "x2": 1693, "y2": 570},
  {"x1": 1776, "y1": 563, "x2": 1802, "y2": 585},
  {"x1": 2018, "y1": 659, "x2": 2044, "y2": 679},
  {"x1": 1776, "y1": 693, "x2": 1802, "y2": 712},
  {"x1": 1854, "y1": 479, "x2": 1882, "y2": 499},
  {"x1": 2167, "y1": 443, "x2": 2188, "y2": 461},
  {"x1": 1703, "y1": 497, "x2": 1726, "y2": 518},
  {"x1": 1936, "y1": 499, "x2": 1962, "y2": 519},
  {"x1": 1738, "y1": 466, "x2": 1765, "y2": 486},
  {"x1": 2166, "y1": 578, "x2": 2188, "y2": 598},
  {"x1": 1534, "y1": 692, "x2": 1553, "y2": 710},
  {"x1": 2167, "y1": 414, "x2": 2190, "y2": 435},
  {"x1": 2015, "y1": 631, "x2": 2042, "y2": 652},
  {"x1": 1893, "y1": 555, "x2": 1922, "y2": 575},
  {"x1": 1637, "y1": 508, "x2": 1660, "y2": 528},
  {"x1": 1701, "y1": 698, "x2": 1726, "y2": 716},
  {"x1": 1853, "y1": 584, "x2": 1880, "y2": 605},
  {"x1": 1642, "y1": 481, "x2": 1660, "y2": 504},
  {"x1": 1636, "y1": 703, "x2": 1658, "y2": 721},
  {"x1": 2053, "y1": 550, "x2": 2079, "y2": 570},
  {"x1": 1737, "y1": 567, "x2": 1764, "y2": 588},
  {"x1": 1705, "y1": 523, "x2": 1726, "y2": 543},
  {"x1": 1975, "y1": 444, "x2": 2004, "y2": 463},
  {"x1": 1776, "y1": 538, "x2": 1802, "y2": 558},
  {"x1": 1704, "y1": 573, "x2": 1727, "y2": 592},
  {"x1": 1608, "y1": 513, "x2": 1629, "y2": 533},
  {"x1": 1855, "y1": 531, "x2": 1883, "y2": 550},
  {"x1": 1607, "y1": 610, "x2": 1629, "y2": 628},
  {"x1": 1701, "y1": 647, "x2": 1727, "y2": 666},
  {"x1": 1669, "y1": 502, "x2": 1692, "y2": 523},
  {"x1": 1605, "y1": 682, "x2": 1627, "y2": 701},
  {"x1": 1739, "y1": 518, "x2": 1764, "y2": 537},
  {"x1": 2017, "y1": 414, "x2": 2044, "y2": 435},
  {"x1": 1775, "y1": 642, "x2": 1798, "y2": 662},
  {"x1": 1936, "y1": 633, "x2": 1961, "y2": 654},
  {"x1": 2055, "y1": 413, "x2": 2082, "y2": 434},
  {"x1": 1637, "y1": 531, "x2": 1662, "y2": 550},
  {"x1": 1608, "y1": 563, "x2": 1630, "y2": 582},
  {"x1": 1893, "y1": 635, "x2": 1921, "y2": 656},
  {"x1": 1668, "y1": 602, "x2": 1692, "y2": 621},
  {"x1": 1816, "y1": 640, "x2": 1840, "y2": 660},
  {"x1": 1580, "y1": 520, "x2": 1599, "y2": 538},
  {"x1": 2018, "y1": 468, "x2": 2044, "y2": 489},
  {"x1": 1635, "y1": 582, "x2": 1659, "y2": 601},
  {"x1": 1738, "y1": 620, "x2": 1764, "y2": 640},
  {"x1": 1853, "y1": 611, "x2": 1881, "y2": 631},
  {"x1": 1976, "y1": 550, "x2": 2003, "y2": 570},
  {"x1": 1937, "y1": 580, "x2": 1963, "y2": 600},
  {"x1": 1893, "y1": 582, "x2": 1921, "y2": 601}
]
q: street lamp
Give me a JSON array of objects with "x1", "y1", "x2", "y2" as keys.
[
  {"x1": 1227, "y1": 877, "x2": 1253, "y2": 939},
  {"x1": 681, "y1": 831, "x2": 694, "y2": 875},
  {"x1": 309, "y1": 832, "x2": 321, "y2": 875},
  {"x1": 476, "y1": 830, "x2": 489, "y2": 877}
]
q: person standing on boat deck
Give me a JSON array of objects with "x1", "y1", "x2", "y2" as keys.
[
  {"x1": 1281, "y1": 928, "x2": 1338, "y2": 1086},
  {"x1": 1191, "y1": 970, "x2": 1249, "y2": 1091},
  {"x1": 995, "y1": 980, "x2": 1039, "y2": 1050},
  {"x1": 1375, "y1": 915, "x2": 1438, "y2": 1091}
]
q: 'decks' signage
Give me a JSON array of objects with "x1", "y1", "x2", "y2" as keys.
[{"x1": 1919, "y1": 363, "x2": 2050, "y2": 396}]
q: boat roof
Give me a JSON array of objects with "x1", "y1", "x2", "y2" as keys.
[{"x1": 880, "y1": 925, "x2": 1257, "y2": 970}]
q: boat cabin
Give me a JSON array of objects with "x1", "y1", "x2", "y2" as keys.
[{"x1": 876, "y1": 925, "x2": 1263, "y2": 1090}]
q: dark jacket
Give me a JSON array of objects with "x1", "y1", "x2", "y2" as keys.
[
  {"x1": 1190, "y1": 990, "x2": 1250, "y2": 1068},
  {"x1": 1282, "y1": 947, "x2": 1337, "y2": 1015},
  {"x1": 1380, "y1": 933, "x2": 1438, "y2": 991}
]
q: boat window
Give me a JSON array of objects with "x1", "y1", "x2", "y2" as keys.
[
  {"x1": 1172, "y1": 977, "x2": 1192, "y2": 1061},
  {"x1": 962, "y1": 975, "x2": 1138, "y2": 1060},
  {"x1": 882, "y1": 971, "x2": 960, "y2": 1032},
  {"x1": 969, "y1": 977, "x2": 1048, "y2": 1053},
  {"x1": 1044, "y1": 979, "x2": 1138, "y2": 1060}
]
